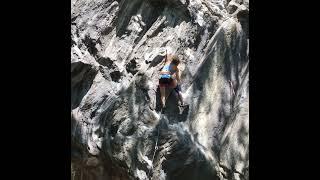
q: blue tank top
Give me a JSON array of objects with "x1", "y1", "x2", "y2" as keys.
[
  {"x1": 162, "y1": 64, "x2": 171, "y2": 71},
  {"x1": 160, "y1": 74, "x2": 171, "y2": 79},
  {"x1": 160, "y1": 64, "x2": 176, "y2": 79}
]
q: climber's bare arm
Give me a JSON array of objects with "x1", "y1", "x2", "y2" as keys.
[
  {"x1": 176, "y1": 68, "x2": 181, "y2": 83},
  {"x1": 165, "y1": 54, "x2": 172, "y2": 63},
  {"x1": 160, "y1": 54, "x2": 172, "y2": 68}
]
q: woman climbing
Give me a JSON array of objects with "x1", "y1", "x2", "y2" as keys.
[{"x1": 158, "y1": 51, "x2": 184, "y2": 109}]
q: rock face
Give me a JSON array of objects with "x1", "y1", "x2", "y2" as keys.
[{"x1": 71, "y1": 0, "x2": 249, "y2": 180}]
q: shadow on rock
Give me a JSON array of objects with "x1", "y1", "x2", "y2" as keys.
[{"x1": 71, "y1": 61, "x2": 98, "y2": 109}]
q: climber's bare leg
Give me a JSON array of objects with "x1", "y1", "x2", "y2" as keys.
[
  {"x1": 172, "y1": 77, "x2": 177, "y2": 88},
  {"x1": 160, "y1": 86, "x2": 166, "y2": 108},
  {"x1": 172, "y1": 78, "x2": 184, "y2": 106}
]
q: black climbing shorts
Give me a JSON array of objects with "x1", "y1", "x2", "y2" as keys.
[{"x1": 159, "y1": 77, "x2": 173, "y2": 87}]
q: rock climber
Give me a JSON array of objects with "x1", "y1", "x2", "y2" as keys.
[{"x1": 159, "y1": 52, "x2": 184, "y2": 109}]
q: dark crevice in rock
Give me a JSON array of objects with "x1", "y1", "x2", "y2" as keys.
[
  {"x1": 110, "y1": 70, "x2": 122, "y2": 82},
  {"x1": 97, "y1": 57, "x2": 115, "y2": 68},
  {"x1": 190, "y1": 26, "x2": 205, "y2": 49},
  {"x1": 238, "y1": 16, "x2": 249, "y2": 38},
  {"x1": 126, "y1": 59, "x2": 139, "y2": 75},
  {"x1": 110, "y1": 123, "x2": 120, "y2": 137},
  {"x1": 150, "y1": 0, "x2": 190, "y2": 12},
  {"x1": 148, "y1": 55, "x2": 164, "y2": 68},
  {"x1": 145, "y1": 21, "x2": 166, "y2": 40},
  {"x1": 83, "y1": 35, "x2": 98, "y2": 57},
  {"x1": 71, "y1": 38, "x2": 76, "y2": 47},
  {"x1": 116, "y1": 0, "x2": 145, "y2": 37},
  {"x1": 71, "y1": 15, "x2": 78, "y2": 23},
  {"x1": 119, "y1": 123, "x2": 135, "y2": 136},
  {"x1": 99, "y1": 66, "x2": 112, "y2": 80},
  {"x1": 71, "y1": 62, "x2": 98, "y2": 109},
  {"x1": 134, "y1": 3, "x2": 165, "y2": 44},
  {"x1": 101, "y1": 26, "x2": 113, "y2": 36}
]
